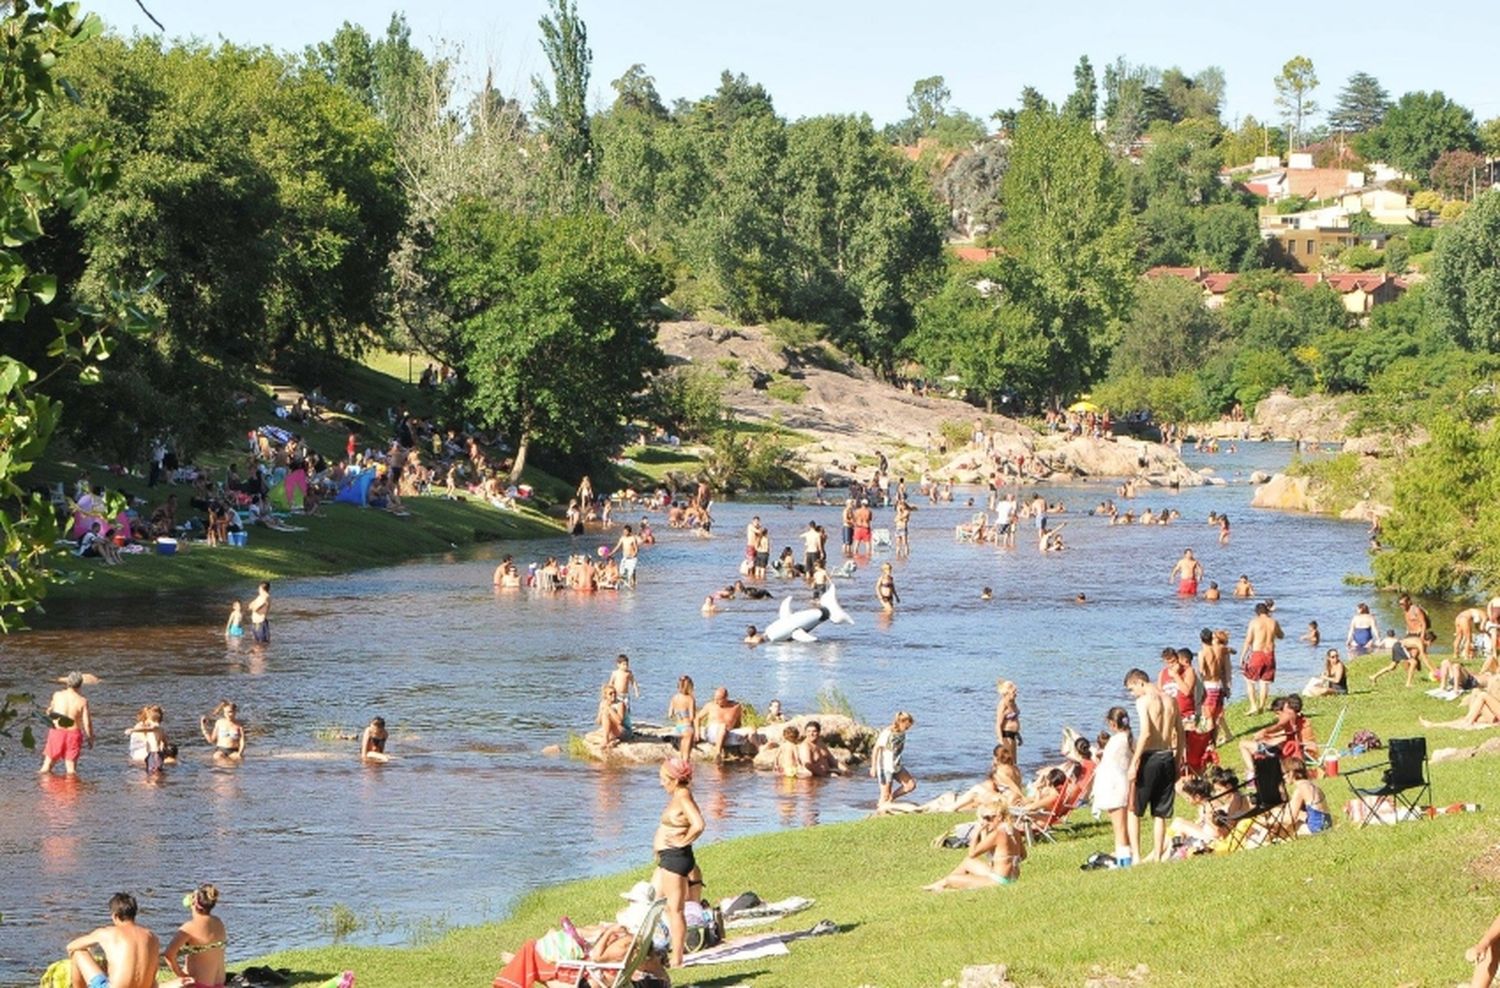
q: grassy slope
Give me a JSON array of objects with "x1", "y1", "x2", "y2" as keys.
[
  {"x1": 246, "y1": 652, "x2": 1500, "y2": 987},
  {"x1": 35, "y1": 350, "x2": 562, "y2": 601}
]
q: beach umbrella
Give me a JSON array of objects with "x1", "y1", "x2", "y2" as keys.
[{"x1": 1068, "y1": 400, "x2": 1100, "y2": 413}]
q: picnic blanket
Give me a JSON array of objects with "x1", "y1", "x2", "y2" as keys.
[
  {"x1": 723, "y1": 896, "x2": 814, "y2": 929},
  {"x1": 681, "y1": 920, "x2": 839, "y2": 968}
]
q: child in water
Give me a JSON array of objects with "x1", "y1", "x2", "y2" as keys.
[{"x1": 224, "y1": 601, "x2": 244, "y2": 638}]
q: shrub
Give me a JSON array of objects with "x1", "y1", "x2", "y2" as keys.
[
  {"x1": 767, "y1": 317, "x2": 823, "y2": 351},
  {"x1": 767, "y1": 375, "x2": 808, "y2": 404},
  {"x1": 1341, "y1": 244, "x2": 1384, "y2": 271},
  {"x1": 938, "y1": 420, "x2": 970, "y2": 451},
  {"x1": 650, "y1": 368, "x2": 725, "y2": 439},
  {"x1": 816, "y1": 685, "x2": 859, "y2": 721}
]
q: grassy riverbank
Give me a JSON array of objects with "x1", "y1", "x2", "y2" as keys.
[{"x1": 240, "y1": 652, "x2": 1500, "y2": 987}]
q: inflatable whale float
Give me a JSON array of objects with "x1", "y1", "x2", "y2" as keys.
[{"x1": 764, "y1": 583, "x2": 853, "y2": 643}]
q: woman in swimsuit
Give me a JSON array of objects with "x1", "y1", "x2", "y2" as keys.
[
  {"x1": 653, "y1": 757, "x2": 705, "y2": 968},
  {"x1": 164, "y1": 883, "x2": 227, "y2": 988},
  {"x1": 200, "y1": 701, "x2": 244, "y2": 761},
  {"x1": 994, "y1": 680, "x2": 1021, "y2": 763},
  {"x1": 923, "y1": 796, "x2": 1026, "y2": 890},
  {"x1": 667, "y1": 676, "x2": 697, "y2": 760},
  {"x1": 596, "y1": 686, "x2": 627, "y2": 748},
  {"x1": 876, "y1": 563, "x2": 899, "y2": 612},
  {"x1": 1303, "y1": 649, "x2": 1348, "y2": 697},
  {"x1": 360, "y1": 716, "x2": 389, "y2": 763},
  {"x1": 1346, "y1": 602, "x2": 1378, "y2": 655},
  {"x1": 1279, "y1": 763, "x2": 1332, "y2": 836}
]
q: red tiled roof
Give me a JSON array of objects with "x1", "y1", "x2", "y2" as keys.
[
  {"x1": 1291, "y1": 273, "x2": 1400, "y2": 294},
  {"x1": 1244, "y1": 182, "x2": 1270, "y2": 197},
  {"x1": 1143, "y1": 266, "x2": 1205, "y2": 280},
  {"x1": 951, "y1": 245, "x2": 998, "y2": 263},
  {"x1": 1201, "y1": 274, "x2": 1238, "y2": 294}
]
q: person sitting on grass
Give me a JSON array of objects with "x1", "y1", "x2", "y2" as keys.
[
  {"x1": 1169, "y1": 774, "x2": 1230, "y2": 846},
  {"x1": 1303, "y1": 648, "x2": 1348, "y2": 697},
  {"x1": 1422, "y1": 676, "x2": 1500, "y2": 730},
  {"x1": 76, "y1": 521, "x2": 122, "y2": 566},
  {"x1": 923, "y1": 796, "x2": 1026, "y2": 890},
  {"x1": 1437, "y1": 657, "x2": 1486, "y2": 695},
  {"x1": 1238, "y1": 696, "x2": 1315, "y2": 775},
  {"x1": 1276, "y1": 761, "x2": 1332, "y2": 836}
]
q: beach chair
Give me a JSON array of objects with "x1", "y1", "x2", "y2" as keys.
[
  {"x1": 1224, "y1": 755, "x2": 1287, "y2": 852},
  {"x1": 1308, "y1": 705, "x2": 1347, "y2": 777},
  {"x1": 552, "y1": 897, "x2": 665, "y2": 988},
  {"x1": 1012, "y1": 769, "x2": 1091, "y2": 846},
  {"x1": 1344, "y1": 736, "x2": 1432, "y2": 828}
]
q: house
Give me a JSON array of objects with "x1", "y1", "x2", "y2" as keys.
[
  {"x1": 1284, "y1": 167, "x2": 1364, "y2": 201},
  {"x1": 1143, "y1": 266, "x2": 1408, "y2": 316},
  {"x1": 1265, "y1": 227, "x2": 1361, "y2": 271},
  {"x1": 1339, "y1": 188, "x2": 1417, "y2": 225}
]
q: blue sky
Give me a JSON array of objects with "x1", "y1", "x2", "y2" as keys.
[{"x1": 89, "y1": 0, "x2": 1500, "y2": 128}]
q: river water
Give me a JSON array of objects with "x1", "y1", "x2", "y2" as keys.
[{"x1": 0, "y1": 442, "x2": 1396, "y2": 981}]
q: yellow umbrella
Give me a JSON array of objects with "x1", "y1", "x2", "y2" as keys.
[{"x1": 1068, "y1": 400, "x2": 1100, "y2": 413}]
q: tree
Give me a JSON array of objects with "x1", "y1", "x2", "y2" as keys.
[
  {"x1": 1111, "y1": 275, "x2": 1222, "y2": 378},
  {"x1": 939, "y1": 138, "x2": 1009, "y2": 238},
  {"x1": 998, "y1": 108, "x2": 1135, "y2": 396},
  {"x1": 1160, "y1": 66, "x2": 1224, "y2": 122},
  {"x1": 1430, "y1": 149, "x2": 1487, "y2": 199},
  {"x1": 610, "y1": 63, "x2": 667, "y2": 118},
  {"x1": 1101, "y1": 57, "x2": 1150, "y2": 146},
  {"x1": 1220, "y1": 115, "x2": 1285, "y2": 168},
  {"x1": 1273, "y1": 56, "x2": 1319, "y2": 151},
  {"x1": 1, "y1": 0, "x2": 156, "y2": 629},
  {"x1": 906, "y1": 75, "x2": 951, "y2": 136},
  {"x1": 1356, "y1": 90, "x2": 1479, "y2": 176},
  {"x1": 1062, "y1": 56, "x2": 1097, "y2": 122},
  {"x1": 427, "y1": 205, "x2": 670, "y2": 482},
  {"x1": 992, "y1": 85, "x2": 1051, "y2": 133},
  {"x1": 531, "y1": 0, "x2": 596, "y2": 209},
  {"x1": 1482, "y1": 117, "x2": 1500, "y2": 158},
  {"x1": 1194, "y1": 203, "x2": 1263, "y2": 271},
  {"x1": 1328, "y1": 71, "x2": 1389, "y2": 135},
  {"x1": 1430, "y1": 189, "x2": 1500, "y2": 352}
]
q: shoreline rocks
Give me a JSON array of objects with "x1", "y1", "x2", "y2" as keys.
[{"x1": 569, "y1": 713, "x2": 874, "y2": 767}]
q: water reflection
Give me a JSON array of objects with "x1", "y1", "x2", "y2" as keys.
[{"x1": 0, "y1": 442, "x2": 1396, "y2": 979}]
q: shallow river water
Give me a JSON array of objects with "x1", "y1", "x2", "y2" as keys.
[{"x1": 0, "y1": 442, "x2": 1400, "y2": 981}]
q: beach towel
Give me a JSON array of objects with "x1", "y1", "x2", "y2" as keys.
[
  {"x1": 681, "y1": 920, "x2": 839, "y2": 967},
  {"x1": 722, "y1": 896, "x2": 815, "y2": 929},
  {"x1": 493, "y1": 940, "x2": 558, "y2": 988},
  {"x1": 257, "y1": 424, "x2": 292, "y2": 445}
]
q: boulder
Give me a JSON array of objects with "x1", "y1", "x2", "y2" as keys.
[
  {"x1": 1039, "y1": 437, "x2": 1203, "y2": 486},
  {"x1": 1339, "y1": 499, "x2": 1392, "y2": 522},
  {"x1": 1250, "y1": 473, "x2": 1315, "y2": 512},
  {"x1": 572, "y1": 713, "x2": 874, "y2": 767},
  {"x1": 751, "y1": 713, "x2": 875, "y2": 771},
  {"x1": 1250, "y1": 471, "x2": 1271, "y2": 485}
]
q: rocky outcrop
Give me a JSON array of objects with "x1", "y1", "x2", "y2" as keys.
[
  {"x1": 1250, "y1": 473, "x2": 1317, "y2": 512},
  {"x1": 1193, "y1": 391, "x2": 1354, "y2": 443},
  {"x1": 570, "y1": 713, "x2": 874, "y2": 767},
  {"x1": 1035, "y1": 437, "x2": 1204, "y2": 487}
]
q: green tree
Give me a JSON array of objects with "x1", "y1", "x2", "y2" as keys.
[
  {"x1": 1430, "y1": 149, "x2": 1487, "y2": 199},
  {"x1": 1194, "y1": 203, "x2": 1263, "y2": 271},
  {"x1": 1328, "y1": 71, "x2": 1390, "y2": 135},
  {"x1": 992, "y1": 85, "x2": 1052, "y2": 134},
  {"x1": 906, "y1": 75, "x2": 951, "y2": 136},
  {"x1": 1482, "y1": 117, "x2": 1500, "y2": 157},
  {"x1": 427, "y1": 205, "x2": 670, "y2": 481},
  {"x1": 1273, "y1": 55, "x2": 1319, "y2": 150},
  {"x1": 609, "y1": 63, "x2": 667, "y2": 118},
  {"x1": 1222, "y1": 270, "x2": 1348, "y2": 352},
  {"x1": 1101, "y1": 57, "x2": 1150, "y2": 146},
  {"x1": 1220, "y1": 114, "x2": 1285, "y2": 168},
  {"x1": 1160, "y1": 66, "x2": 1224, "y2": 122},
  {"x1": 1430, "y1": 189, "x2": 1500, "y2": 351},
  {"x1": 1, "y1": 0, "x2": 157, "y2": 628},
  {"x1": 999, "y1": 108, "x2": 1135, "y2": 396},
  {"x1": 1355, "y1": 90, "x2": 1479, "y2": 176},
  {"x1": 531, "y1": 0, "x2": 596, "y2": 209},
  {"x1": 938, "y1": 138, "x2": 1008, "y2": 237},
  {"x1": 1062, "y1": 56, "x2": 1097, "y2": 122},
  {"x1": 1111, "y1": 275, "x2": 1221, "y2": 377}
]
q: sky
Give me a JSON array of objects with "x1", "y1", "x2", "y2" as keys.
[{"x1": 88, "y1": 0, "x2": 1500, "y2": 129}]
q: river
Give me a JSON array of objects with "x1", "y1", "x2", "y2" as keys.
[{"x1": 0, "y1": 442, "x2": 1396, "y2": 981}]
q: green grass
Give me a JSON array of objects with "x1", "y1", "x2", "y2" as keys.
[
  {"x1": 242, "y1": 651, "x2": 1500, "y2": 987},
  {"x1": 766, "y1": 375, "x2": 809, "y2": 405},
  {"x1": 617, "y1": 444, "x2": 706, "y2": 485},
  {"x1": 46, "y1": 495, "x2": 557, "y2": 601}
]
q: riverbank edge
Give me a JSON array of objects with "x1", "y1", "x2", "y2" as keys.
[
  {"x1": 39, "y1": 495, "x2": 562, "y2": 605},
  {"x1": 234, "y1": 654, "x2": 1500, "y2": 988}
]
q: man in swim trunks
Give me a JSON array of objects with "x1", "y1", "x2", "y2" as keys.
[
  {"x1": 801, "y1": 522, "x2": 822, "y2": 580},
  {"x1": 695, "y1": 687, "x2": 744, "y2": 761},
  {"x1": 1125, "y1": 667, "x2": 1185, "y2": 863},
  {"x1": 1240, "y1": 602, "x2": 1284, "y2": 715},
  {"x1": 995, "y1": 493, "x2": 1017, "y2": 548},
  {"x1": 248, "y1": 581, "x2": 271, "y2": 644},
  {"x1": 39, "y1": 672, "x2": 94, "y2": 776},
  {"x1": 1170, "y1": 549, "x2": 1202, "y2": 597},
  {"x1": 612, "y1": 526, "x2": 641, "y2": 588},
  {"x1": 65, "y1": 892, "x2": 159, "y2": 988},
  {"x1": 840, "y1": 498, "x2": 855, "y2": 553},
  {"x1": 852, "y1": 500, "x2": 873, "y2": 554},
  {"x1": 1197, "y1": 629, "x2": 1229, "y2": 737}
]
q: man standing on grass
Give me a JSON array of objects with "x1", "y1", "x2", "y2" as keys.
[
  {"x1": 1125, "y1": 667, "x2": 1184, "y2": 864},
  {"x1": 1240, "y1": 602, "x2": 1284, "y2": 715}
]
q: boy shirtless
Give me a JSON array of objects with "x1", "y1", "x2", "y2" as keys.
[
  {"x1": 66, "y1": 892, "x2": 159, "y2": 988},
  {"x1": 39, "y1": 672, "x2": 94, "y2": 776},
  {"x1": 607, "y1": 655, "x2": 640, "y2": 718},
  {"x1": 1125, "y1": 668, "x2": 1185, "y2": 863}
]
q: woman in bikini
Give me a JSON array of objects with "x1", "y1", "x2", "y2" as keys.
[
  {"x1": 653, "y1": 758, "x2": 705, "y2": 968},
  {"x1": 875, "y1": 563, "x2": 899, "y2": 612},
  {"x1": 667, "y1": 676, "x2": 697, "y2": 760},
  {"x1": 923, "y1": 796, "x2": 1026, "y2": 890},
  {"x1": 200, "y1": 701, "x2": 244, "y2": 761},
  {"x1": 164, "y1": 883, "x2": 227, "y2": 988},
  {"x1": 994, "y1": 680, "x2": 1021, "y2": 763},
  {"x1": 596, "y1": 686, "x2": 627, "y2": 748}
]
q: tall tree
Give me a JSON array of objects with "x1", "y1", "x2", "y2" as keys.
[
  {"x1": 1273, "y1": 55, "x2": 1319, "y2": 151},
  {"x1": 1160, "y1": 66, "x2": 1224, "y2": 122},
  {"x1": 998, "y1": 108, "x2": 1135, "y2": 396},
  {"x1": 992, "y1": 85, "x2": 1051, "y2": 133},
  {"x1": 610, "y1": 63, "x2": 667, "y2": 118},
  {"x1": 1102, "y1": 57, "x2": 1150, "y2": 146},
  {"x1": 1356, "y1": 90, "x2": 1480, "y2": 176},
  {"x1": 427, "y1": 205, "x2": 669, "y2": 482},
  {"x1": 906, "y1": 75, "x2": 951, "y2": 136},
  {"x1": 1062, "y1": 56, "x2": 1097, "y2": 122},
  {"x1": 1328, "y1": 71, "x2": 1390, "y2": 135},
  {"x1": 1430, "y1": 189, "x2": 1500, "y2": 352},
  {"x1": 1110, "y1": 275, "x2": 1222, "y2": 378},
  {"x1": 531, "y1": 0, "x2": 596, "y2": 209}
]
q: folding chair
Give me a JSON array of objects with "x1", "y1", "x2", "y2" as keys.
[
  {"x1": 1012, "y1": 768, "x2": 1091, "y2": 846},
  {"x1": 1307, "y1": 705, "x2": 1347, "y2": 777},
  {"x1": 551, "y1": 898, "x2": 665, "y2": 988},
  {"x1": 1224, "y1": 755, "x2": 1287, "y2": 851},
  {"x1": 1344, "y1": 736, "x2": 1432, "y2": 828}
]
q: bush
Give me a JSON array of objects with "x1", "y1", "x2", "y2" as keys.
[
  {"x1": 1284, "y1": 451, "x2": 1369, "y2": 514},
  {"x1": 702, "y1": 422, "x2": 802, "y2": 494},
  {"x1": 1340, "y1": 244, "x2": 1384, "y2": 271},
  {"x1": 649, "y1": 367, "x2": 725, "y2": 440},
  {"x1": 938, "y1": 420, "x2": 970, "y2": 451},
  {"x1": 1229, "y1": 349, "x2": 1300, "y2": 408},
  {"x1": 766, "y1": 375, "x2": 809, "y2": 404},
  {"x1": 767, "y1": 317, "x2": 823, "y2": 351},
  {"x1": 1406, "y1": 227, "x2": 1436, "y2": 254}
]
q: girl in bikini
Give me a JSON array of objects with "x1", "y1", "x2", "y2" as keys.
[
  {"x1": 923, "y1": 796, "x2": 1027, "y2": 890},
  {"x1": 667, "y1": 676, "x2": 697, "y2": 760},
  {"x1": 200, "y1": 701, "x2": 244, "y2": 761},
  {"x1": 995, "y1": 680, "x2": 1022, "y2": 763},
  {"x1": 164, "y1": 884, "x2": 228, "y2": 988},
  {"x1": 876, "y1": 563, "x2": 899, "y2": 612}
]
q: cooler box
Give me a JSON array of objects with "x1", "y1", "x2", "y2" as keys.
[
  {"x1": 156, "y1": 537, "x2": 178, "y2": 555},
  {"x1": 229, "y1": 531, "x2": 249, "y2": 547}
]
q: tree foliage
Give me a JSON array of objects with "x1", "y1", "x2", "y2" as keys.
[
  {"x1": 426, "y1": 205, "x2": 670, "y2": 481},
  {"x1": 1430, "y1": 189, "x2": 1500, "y2": 352},
  {"x1": 1062, "y1": 56, "x2": 1097, "y2": 122},
  {"x1": 1329, "y1": 71, "x2": 1389, "y2": 135},
  {"x1": 532, "y1": 0, "x2": 597, "y2": 210},
  {"x1": 1356, "y1": 90, "x2": 1479, "y2": 176},
  {"x1": 1273, "y1": 55, "x2": 1319, "y2": 150},
  {"x1": 1110, "y1": 275, "x2": 1222, "y2": 378}
]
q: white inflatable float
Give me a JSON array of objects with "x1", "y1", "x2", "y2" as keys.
[{"x1": 764, "y1": 582, "x2": 854, "y2": 643}]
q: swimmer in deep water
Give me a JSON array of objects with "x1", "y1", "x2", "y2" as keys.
[
  {"x1": 701, "y1": 595, "x2": 719, "y2": 615},
  {"x1": 743, "y1": 625, "x2": 766, "y2": 645},
  {"x1": 980, "y1": 587, "x2": 993, "y2": 600},
  {"x1": 1204, "y1": 581, "x2": 1221, "y2": 601}
]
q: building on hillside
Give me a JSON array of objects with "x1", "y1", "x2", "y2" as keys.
[
  {"x1": 1339, "y1": 188, "x2": 1417, "y2": 225},
  {"x1": 1144, "y1": 267, "x2": 1408, "y2": 317},
  {"x1": 949, "y1": 245, "x2": 998, "y2": 264},
  {"x1": 1264, "y1": 227, "x2": 1392, "y2": 272}
]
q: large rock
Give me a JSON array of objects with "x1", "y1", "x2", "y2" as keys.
[
  {"x1": 750, "y1": 713, "x2": 875, "y2": 771},
  {"x1": 572, "y1": 713, "x2": 874, "y2": 767},
  {"x1": 1252, "y1": 391, "x2": 1354, "y2": 442},
  {"x1": 1339, "y1": 499, "x2": 1391, "y2": 522},
  {"x1": 1038, "y1": 437, "x2": 1203, "y2": 486},
  {"x1": 1250, "y1": 473, "x2": 1316, "y2": 512}
]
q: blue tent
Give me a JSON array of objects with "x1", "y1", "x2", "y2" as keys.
[{"x1": 333, "y1": 470, "x2": 376, "y2": 506}]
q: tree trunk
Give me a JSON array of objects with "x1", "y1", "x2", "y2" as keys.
[{"x1": 508, "y1": 431, "x2": 530, "y2": 486}]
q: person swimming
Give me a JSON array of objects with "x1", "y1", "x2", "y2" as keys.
[{"x1": 743, "y1": 625, "x2": 766, "y2": 645}]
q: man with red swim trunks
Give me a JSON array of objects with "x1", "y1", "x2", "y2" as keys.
[
  {"x1": 39, "y1": 671, "x2": 94, "y2": 776},
  {"x1": 1240, "y1": 602, "x2": 1285, "y2": 716},
  {"x1": 1170, "y1": 548, "x2": 1203, "y2": 597}
]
